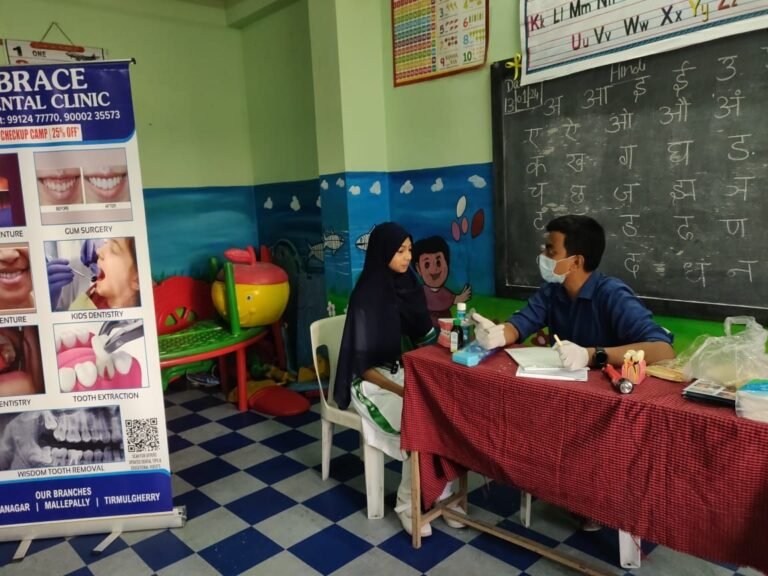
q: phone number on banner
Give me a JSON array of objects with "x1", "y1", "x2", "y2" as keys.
[{"x1": 0, "y1": 110, "x2": 120, "y2": 125}]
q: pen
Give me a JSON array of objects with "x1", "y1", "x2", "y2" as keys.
[{"x1": 553, "y1": 334, "x2": 563, "y2": 348}]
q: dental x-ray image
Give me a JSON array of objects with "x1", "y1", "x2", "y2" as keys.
[{"x1": 0, "y1": 406, "x2": 124, "y2": 470}]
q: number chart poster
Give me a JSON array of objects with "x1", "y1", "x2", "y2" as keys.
[
  {"x1": 0, "y1": 61, "x2": 173, "y2": 527},
  {"x1": 392, "y1": 0, "x2": 489, "y2": 86},
  {"x1": 521, "y1": 0, "x2": 768, "y2": 85}
]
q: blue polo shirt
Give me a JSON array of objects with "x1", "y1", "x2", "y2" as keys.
[{"x1": 507, "y1": 271, "x2": 673, "y2": 348}]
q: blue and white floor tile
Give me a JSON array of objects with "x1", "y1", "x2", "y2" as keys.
[{"x1": 0, "y1": 383, "x2": 763, "y2": 576}]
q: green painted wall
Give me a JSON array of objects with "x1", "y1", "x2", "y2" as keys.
[
  {"x1": 0, "y1": 0, "x2": 253, "y2": 188},
  {"x1": 308, "y1": 0, "x2": 346, "y2": 175},
  {"x1": 335, "y1": 0, "x2": 388, "y2": 171},
  {"x1": 241, "y1": 0, "x2": 318, "y2": 184},
  {"x1": 382, "y1": 0, "x2": 519, "y2": 171}
]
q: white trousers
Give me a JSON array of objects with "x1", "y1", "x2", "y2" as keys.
[{"x1": 351, "y1": 367, "x2": 453, "y2": 512}]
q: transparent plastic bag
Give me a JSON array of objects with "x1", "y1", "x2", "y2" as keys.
[{"x1": 683, "y1": 316, "x2": 768, "y2": 388}]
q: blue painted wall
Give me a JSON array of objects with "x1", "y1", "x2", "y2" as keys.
[{"x1": 144, "y1": 186, "x2": 259, "y2": 280}]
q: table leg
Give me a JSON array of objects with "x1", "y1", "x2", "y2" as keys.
[
  {"x1": 411, "y1": 450, "x2": 422, "y2": 549},
  {"x1": 619, "y1": 530, "x2": 642, "y2": 569},
  {"x1": 407, "y1": 456, "x2": 614, "y2": 576},
  {"x1": 520, "y1": 491, "x2": 532, "y2": 527},
  {"x1": 236, "y1": 348, "x2": 248, "y2": 412},
  {"x1": 218, "y1": 356, "x2": 229, "y2": 394}
]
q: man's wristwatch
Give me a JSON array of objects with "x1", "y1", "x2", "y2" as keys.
[{"x1": 593, "y1": 347, "x2": 608, "y2": 368}]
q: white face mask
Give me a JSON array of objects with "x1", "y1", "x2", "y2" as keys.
[{"x1": 537, "y1": 254, "x2": 574, "y2": 284}]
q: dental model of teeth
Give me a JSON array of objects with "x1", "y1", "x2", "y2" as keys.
[{"x1": 56, "y1": 328, "x2": 142, "y2": 392}]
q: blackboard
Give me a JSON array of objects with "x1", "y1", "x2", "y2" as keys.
[{"x1": 491, "y1": 30, "x2": 768, "y2": 323}]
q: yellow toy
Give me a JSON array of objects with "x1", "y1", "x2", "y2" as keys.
[{"x1": 212, "y1": 246, "x2": 289, "y2": 327}]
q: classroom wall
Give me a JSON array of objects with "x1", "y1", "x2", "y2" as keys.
[
  {"x1": 0, "y1": 0, "x2": 253, "y2": 188},
  {"x1": 1, "y1": 0, "x2": 725, "y2": 349},
  {"x1": 0, "y1": 0, "x2": 263, "y2": 279},
  {"x1": 382, "y1": 0, "x2": 520, "y2": 171},
  {"x1": 241, "y1": 0, "x2": 318, "y2": 184}
]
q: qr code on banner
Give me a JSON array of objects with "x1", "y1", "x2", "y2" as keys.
[{"x1": 125, "y1": 418, "x2": 160, "y2": 453}]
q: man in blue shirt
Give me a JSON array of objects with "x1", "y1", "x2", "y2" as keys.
[
  {"x1": 474, "y1": 215, "x2": 674, "y2": 370},
  {"x1": 474, "y1": 215, "x2": 675, "y2": 531}
]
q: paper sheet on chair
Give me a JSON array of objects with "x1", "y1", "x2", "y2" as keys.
[{"x1": 505, "y1": 347, "x2": 589, "y2": 381}]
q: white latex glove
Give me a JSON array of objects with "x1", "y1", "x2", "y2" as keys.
[
  {"x1": 471, "y1": 312, "x2": 507, "y2": 350},
  {"x1": 556, "y1": 340, "x2": 589, "y2": 370}
]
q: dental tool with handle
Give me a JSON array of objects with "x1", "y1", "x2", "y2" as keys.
[{"x1": 92, "y1": 320, "x2": 143, "y2": 378}]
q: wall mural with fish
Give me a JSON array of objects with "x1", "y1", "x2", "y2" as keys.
[
  {"x1": 318, "y1": 163, "x2": 494, "y2": 318},
  {"x1": 253, "y1": 179, "x2": 326, "y2": 370},
  {"x1": 143, "y1": 164, "x2": 493, "y2": 369}
]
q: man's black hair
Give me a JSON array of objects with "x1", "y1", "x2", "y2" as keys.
[
  {"x1": 413, "y1": 235, "x2": 450, "y2": 267},
  {"x1": 546, "y1": 215, "x2": 605, "y2": 271}
]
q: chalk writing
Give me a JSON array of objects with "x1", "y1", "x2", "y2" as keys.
[
  {"x1": 727, "y1": 261, "x2": 757, "y2": 282},
  {"x1": 668, "y1": 140, "x2": 693, "y2": 166},
  {"x1": 673, "y1": 215, "x2": 695, "y2": 240},
  {"x1": 716, "y1": 55, "x2": 738, "y2": 81},
  {"x1": 566, "y1": 153, "x2": 585, "y2": 172},
  {"x1": 619, "y1": 144, "x2": 636, "y2": 169},
  {"x1": 727, "y1": 134, "x2": 751, "y2": 161},
  {"x1": 670, "y1": 179, "x2": 696, "y2": 204},
  {"x1": 714, "y1": 90, "x2": 743, "y2": 119},
  {"x1": 613, "y1": 183, "x2": 638, "y2": 204},
  {"x1": 725, "y1": 176, "x2": 754, "y2": 201},
  {"x1": 620, "y1": 214, "x2": 639, "y2": 237}
]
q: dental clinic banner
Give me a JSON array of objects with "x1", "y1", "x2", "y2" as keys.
[{"x1": 0, "y1": 61, "x2": 173, "y2": 527}]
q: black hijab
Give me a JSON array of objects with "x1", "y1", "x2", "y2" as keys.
[{"x1": 333, "y1": 222, "x2": 433, "y2": 409}]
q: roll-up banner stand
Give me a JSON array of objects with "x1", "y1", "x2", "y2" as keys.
[{"x1": 0, "y1": 60, "x2": 183, "y2": 559}]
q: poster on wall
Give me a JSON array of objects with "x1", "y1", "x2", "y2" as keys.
[
  {"x1": 2, "y1": 39, "x2": 106, "y2": 66},
  {"x1": 392, "y1": 0, "x2": 489, "y2": 87},
  {"x1": 520, "y1": 0, "x2": 768, "y2": 85},
  {"x1": 0, "y1": 61, "x2": 179, "y2": 540}
]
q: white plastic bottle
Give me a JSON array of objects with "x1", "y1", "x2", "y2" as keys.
[
  {"x1": 456, "y1": 302, "x2": 469, "y2": 342},
  {"x1": 456, "y1": 302, "x2": 466, "y2": 322}
]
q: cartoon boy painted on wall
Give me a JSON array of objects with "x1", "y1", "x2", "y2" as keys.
[{"x1": 413, "y1": 236, "x2": 471, "y2": 327}]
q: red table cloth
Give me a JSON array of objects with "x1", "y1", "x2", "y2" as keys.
[{"x1": 401, "y1": 345, "x2": 768, "y2": 573}]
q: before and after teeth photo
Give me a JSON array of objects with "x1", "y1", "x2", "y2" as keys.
[{"x1": 35, "y1": 148, "x2": 133, "y2": 225}]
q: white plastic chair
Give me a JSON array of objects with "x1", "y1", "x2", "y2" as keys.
[{"x1": 310, "y1": 315, "x2": 385, "y2": 519}]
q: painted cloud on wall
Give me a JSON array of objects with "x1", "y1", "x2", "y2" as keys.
[
  {"x1": 468, "y1": 175, "x2": 487, "y2": 188},
  {"x1": 400, "y1": 180, "x2": 414, "y2": 194},
  {"x1": 320, "y1": 179, "x2": 329, "y2": 190},
  {"x1": 336, "y1": 177, "x2": 345, "y2": 188},
  {"x1": 290, "y1": 195, "x2": 301, "y2": 211},
  {"x1": 431, "y1": 178, "x2": 444, "y2": 192},
  {"x1": 349, "y1": 185, "x2": 361, "y2": 196},
  {"x1": 370, "y1": 181, "x2": 381, "y2": 195},
  {"x1": 264, "y1": 196, "x2": 274, "y2": 210},
  {"x1": 316, "y1": 195, "x2": 322, "y2": 208}
]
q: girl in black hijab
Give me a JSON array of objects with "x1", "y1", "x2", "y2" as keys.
[
  {"x1": 334, "y1": 221, "x2": 434, "y2": 410},
  {"x1": 334, "y1": 222, "x2": 462, "y2": 537}
]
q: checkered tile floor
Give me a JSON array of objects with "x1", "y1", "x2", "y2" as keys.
[{"x1": 1, "y1": 383, "x2": 763, "y2": 576}]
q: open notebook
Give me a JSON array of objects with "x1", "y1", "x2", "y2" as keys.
[{"x1": 505, "y1": 347, "x2": 589, "y2": 381}]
